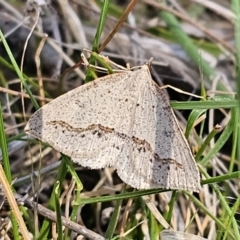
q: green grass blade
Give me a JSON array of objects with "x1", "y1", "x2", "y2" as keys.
[
  {"x1": 160, "y1": 10, "x2": 214, "y2": 78},
  {"x1": 200, "y1": 108, "x2": 235, "y2": 166},
  {"x1": 85, "y1": 0, "x2": 110, "y2": 83},
  {"x1": 165, "y1": 191, "x2": 177, "y2": 225},
  {"x1": 185, "y1": 109, "x2": 206, "y2": 139},
  {"x1": 201, "y1": 171, "x2": 240, "y2": 185},
  {"x1": 171, "y1": 99, "x2": 238, "y2": 110},
  {"x1": 231, "y1": 1, "x2": 240, "y2": 222},
  {"x1": 79, "y1": 189, "x2": 166, "y2": 205},
  {"x1": 92, "y1": 0, "x2": 110, "y2": 52},
  {"x1": 229, "y1": 108, "x2": 238, "y2": 172},
  {"x1": 149, "y1": 210, "x2": 161, "y2": 239},
  {"x1": 55, "y1": 181, "x2": 63, "y2": 240},
  {"x1": 10, "y1": 211, "x2": 20, "y2": 240},
  {"x1": 195, "y1": 125, "x2": 222, "y2": 162},
  {"x1": 38, "y1": 157, "x2": 68, "y2": 239},
  {"x1": 104, "y1": 195, "x2": 123, "y2": 239},
  {"x1": 0, "y1": 102, "x2": 11, "y2": 182}
]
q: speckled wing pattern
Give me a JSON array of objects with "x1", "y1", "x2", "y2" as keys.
[{"x1": 25, "y1": 64, "x2": 201, "y2": 192}]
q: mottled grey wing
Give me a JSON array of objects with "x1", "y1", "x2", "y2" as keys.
[
  {"x1": 25, "y1": 69, "x2": 144, "y2": 169},
  {"x1": 114, "y1": 66, "x2": 200, "y2": 192},
  {"x1": 25, "y1": 65, "x2": 200, "y2": 191}
]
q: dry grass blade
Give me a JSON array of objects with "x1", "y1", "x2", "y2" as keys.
[
  {"x1": 161, "y1": 229, "x2": 207, "y2": 240},
  {"x1": 99, "y1": 0, "x2": 139, "y2": 52},
  {"x1": 0, "y1": 164, "x2": 31, "y2": 240},
  {"x1": 0, "y1": 0, "x2": 239, "y2": 238}
]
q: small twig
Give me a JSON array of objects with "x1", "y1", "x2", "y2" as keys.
[
  {"x1": 35, "y1": 34, "x2": 48, "y2": 106},
  {"x1": 22, "y1": 196, "x2": 106, "y2": 240},
  {"x1": 65, "y1": 178, "x2": 76, "y2": 219},
  {"x1": 0, "y1": 86, "x2": 52, "y2": 102},
  {"x1": 21, "y1": 0, "x2": 41, "y2": 132},
  {"x1": 21, "y1": 1, "x2": 41, "y2": 72},
  {"x1": 98, "y1": 0, "x2": 139, "y2": 52}
]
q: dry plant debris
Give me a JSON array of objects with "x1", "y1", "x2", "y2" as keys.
[{"x1": 0, "y1": 0, "x2": 239, "y2": 239}]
